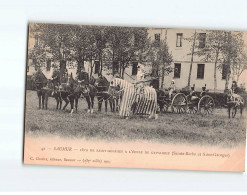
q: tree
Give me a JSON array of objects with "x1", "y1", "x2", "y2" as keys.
[
  {"x1": 196, "y1": 30, "x2": 226, "y2": 92},
  {"x1": 105, "y1": 26, "x2": 149, "y2": 79},
  {"x1": 232, "y1": 52, "x2": 247, "y2": 83},
  {"x1": 221, "y1": 31, "x2": 245, "y2": 91},
  {"x1": 145, "y1": 38, "x2": 173, "y2": 88},
  {"x1": 186, "y1": 30, "x2": 197, "y2": 89},
  {"x1": 29, "y1": 23, "x2": 73, "y2": 82}
]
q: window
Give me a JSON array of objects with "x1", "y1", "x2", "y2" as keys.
[
  {"x1": 222, "y1": 64, "x2": 227, "y2": 79},
  {"x1": 174, "y1": 63, "x2": 181, "y2": 78},
  {"x1": 94, "y1": 61, "x2": 100, "y2": 74},
  {"x1": 197, "y1": 64, "x2": 205, "y2": 79},
  {"x1": 113, "y1": 61, "x2": 119, "y2": 75},
  {"x1": 176, "y1": 33, "x2": 183, "y2": 47},
  {"x1": 27, "y1": 66, "x2": 29, "y2": 72},
  {"x1": 46, "y1": 59, "x2": 51, "y2": 71},
  {"x1": 132, "y1": 62, "x2": 138, "y2": 75},
  {"x1": 198, "y1": 33, "x2": 206, "y2": 48},
  {"x1": 154, "y1": 33, "x2": 161, "y2": 41}
]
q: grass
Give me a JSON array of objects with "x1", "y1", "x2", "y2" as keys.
[{"x1": 25, "y1": 90, "x2": 246, "y2": 148}]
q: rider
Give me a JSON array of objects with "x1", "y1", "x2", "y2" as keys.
[
  {"x1": 51, "y1": 67, "x2": 61, "y2": 93},
  {"x1": 228, "y1": 81, "x2": 241, "y2": 102},
  {"x1": 231, "y1": 80, "x2": 241, "y2": 94},
  {"x1": 97, "y1": 72, "x2": 108, "y2": 91},
  {"x1": 77, "y1": 67, "x2": 90, "y2": 91},
  {"x1": 135, "y1": 65, "x2": 146, "y2": 95},
  {"x1": 168, "y1": 80, "x2": 176, "y2": 100}
]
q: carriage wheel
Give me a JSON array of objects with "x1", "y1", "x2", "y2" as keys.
[
  {"x1": 171, "y1": 93, "x2": 187, "y2": 114},
  {"x1": 187, "y1": 103, "x2": 198, "y2": 114},
  {"x1": 186, "y1": 95, "x2": 198, "y2": 114},
  {"x1": 198, "y1": 95, "x2": 215, "y2": 115},
  {"x1": 163, "y1": 102, "x2": 169, "y2": 113},
  {"x1": 157, "y1": 102, "x2": 169, "y2": 113},
  {"x1": 159, "y1": 102, "x2": 169, "y2": 113}
]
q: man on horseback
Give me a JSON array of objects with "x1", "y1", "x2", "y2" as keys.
[
  {"x1": 227, "y1": 80, "x2": 244, "y2": 118},
  {"x1": 77, "y1": 67, "x2": 90, "y2": 88},
  {"x1": 228, "y1": 81, "x2": 242, "y2": 103},
  {"x1": 134, "y1": 65, "x2": 146, "y2": 96}
]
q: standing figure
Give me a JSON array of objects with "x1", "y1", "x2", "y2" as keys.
[
  {"x1": 135, "y1": 65, "x2": 146, "y2": 96},
  {"x1": 168, "y1": 80, "x2": 176, "y2": 100}
]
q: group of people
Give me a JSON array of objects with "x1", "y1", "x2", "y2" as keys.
[{"x1": 134, "y1": 65, "x2": 176, "y2": 100}]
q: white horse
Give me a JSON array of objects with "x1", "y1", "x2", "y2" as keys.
[
  {"x1": 227, "y1": 89, "x2": 244, "y2": 118},
  {"x1": 110, "y1": 78, "x2": 158, "y2": 119}
]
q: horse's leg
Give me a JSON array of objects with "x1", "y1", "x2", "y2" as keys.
[
  {"x1": 240, "y1": 104, "x2": 243, "y2": 116},
  {"x1": 38, "y1": 94, "x2": 41, "y2": 109},
  {"x1": 59, "y1": 97, "x2": 62, "y2": 109},
  {"x1": 109, "y1": 99, "x2": 113, "y2": 112},
  {"x1": 116, "y1": 98, "x2": 119, "y2": 112},
  {"x1": 41, "y1": 94, "x2": 45, "y2": 109},
  {"x1": 85, "y1": 96, "x2": 90, "y2": 113},
  {"x1": 233, "y1": 106, "x2": 237, "y2": 118},
  {"x1": 62, "y1": 96, "x2": 69, "y2": 111},
  {"x1": 69, "y1": 96, "x2": 74, "y2": 114},
  {"x1": 105, "y1": 99, "x2": 108, "y2": 112},
  {"x1": 90, "y1": 95, "x2": 94, "y2": 114},
  {"x1": 75, "y1": 97, "x2": 78, "y2": 112},
  {"x1": 55, "y1": 96, "x2": 59, "y2": 109},
  {"x1": 98, "y1": 96, "x2": 102, "y2": 112},
  {"x1": 228, "y1": 105, "x2": 231, "y2": 119},
  {"x1": 45, "y1": 93, "x2": 48, "y2": 110}
]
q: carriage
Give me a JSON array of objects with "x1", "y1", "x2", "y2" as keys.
[
  {"x1": 156, "y1": 82, "x2": 216, "y2": 115},
  {"x1": 185, "y1": 84, "x2": 215, "y2": 114},
  {"x1": 156, "y1": 90, "x2": 187, "y2": 114}
]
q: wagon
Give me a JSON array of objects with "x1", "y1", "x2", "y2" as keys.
[
  {"x1": 186, "y1": 84, "x2": 215, "y2": 114},
  {"x1": 157, "y1": 89, "x2": 188, "y2": 114}
]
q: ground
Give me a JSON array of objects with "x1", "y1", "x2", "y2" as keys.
[{"x1": 25, "y1": 90, "x2": 246, "y2": 148}]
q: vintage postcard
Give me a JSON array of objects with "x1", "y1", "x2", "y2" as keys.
[{"x1": 24, "y1": 23, "x2": 247, "y2": 172}]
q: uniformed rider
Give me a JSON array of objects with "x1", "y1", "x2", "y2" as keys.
[{"x1": 135, "y1": 65, "x2": 146, "y2": 95}]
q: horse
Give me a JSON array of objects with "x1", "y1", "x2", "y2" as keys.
[
  {"x1": 226, "y1": 89, "x2": 244, "y2": 118},
  {"x1": 47, "y1": 73, "x2": 80, "y2": 113},
  {"x1": 95, "y1": 76, "x2": 111, "y2": 112},
  {"x1": 108, "y1": 84, "x2": 122, "y2": 112},
  {"x1": 110, "y1": 78, "x2": 158, "y2": 119},
  {"x1": 79, "y1": 81, "x2": 97, "y2": 113},
  {"x1": 35, "y1": 82, "x2": 50, "y2": 110}
]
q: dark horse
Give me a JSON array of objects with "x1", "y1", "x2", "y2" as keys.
[
  {"x1": 48, "y1": 73, "x2": 81, "y2": 113},
  {"x1": 95, "y1": 75, "x2": 122, "y2": 112},
  {"x1": 35, "y1": 82, "x2": 51, "y2": 110},
  {"x1": 95, "y1": 75, "x2": 111, "y2": 112},
  {"x1": 79, "y1": 81, "x2": 97, "y2": 113}
]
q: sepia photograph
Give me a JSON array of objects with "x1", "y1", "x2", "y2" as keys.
[{"x1": 24, "y1": 22, "x2": 247, "y2": 171}]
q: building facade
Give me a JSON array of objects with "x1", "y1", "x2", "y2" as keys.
[
  {"x1": 147, "y1": 28, "x2": 231, "y2": 92},
  {"x1": 28, "y1": 27, "x2": 233, "y2": 92}
]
